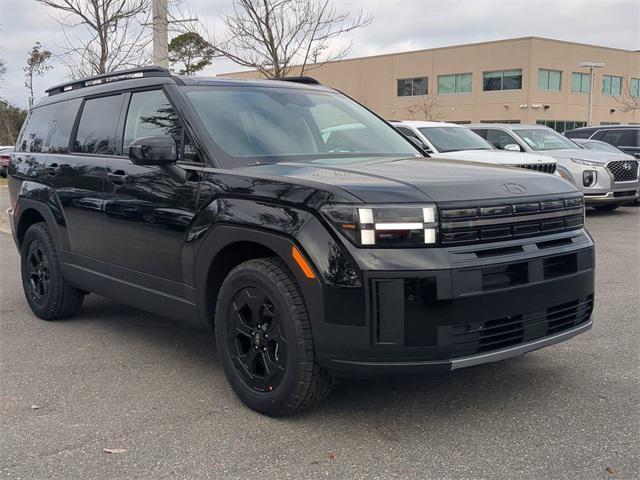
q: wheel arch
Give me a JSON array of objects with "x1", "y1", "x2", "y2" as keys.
[{"x1": 193, "y1": 225, "x2": 325, "y2": 331}]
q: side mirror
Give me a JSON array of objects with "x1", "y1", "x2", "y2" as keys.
[
  {"x1": 504, "y1": 143, "x2": 521, "y2": 152},
  {"x1": 128, "y1": 135, "x2": 177, "y2": 166},
  {"x1": 407, "y1": 136, "x2": 432, "y2": 155}
]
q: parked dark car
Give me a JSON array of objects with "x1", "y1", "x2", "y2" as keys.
[
  {"x1": 565, "y1": 125, "x2": 640, "y2": 159},
  {"x1": 0, "y1": 146, "x2": 14, "y2": 177},
  {"x1": 8, "y1": 67, "x2": 595, "y2": 416},
  {"x1": 571, "y1": 138, "x2": 631, "y2": 155}
]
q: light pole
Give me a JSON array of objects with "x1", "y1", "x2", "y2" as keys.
[
  {"x1": 578, "y1": 62, "x2": 605, "y2": 126},
  {"x1": 152, "y1": 0, "x2": 169, "y2": 68}
]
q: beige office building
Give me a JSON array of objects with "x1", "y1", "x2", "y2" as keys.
[{"x1": 222, "y1": 37, "x2": 640, "y2": 131}]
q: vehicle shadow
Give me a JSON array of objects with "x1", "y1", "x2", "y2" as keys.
[
  {"x1": 586, "y1": 204, "x2": 639, "y2": 217},
  {"x1": 74, "y1": 294, "x2": 570, "y2": 425}
]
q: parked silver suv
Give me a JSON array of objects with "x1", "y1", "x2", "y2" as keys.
[{"x1": 470, "y1": 124, "x2": 639, "y2": 211}]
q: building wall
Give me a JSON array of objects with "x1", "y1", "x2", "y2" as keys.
[{"x1": 221, "y1": 37, "x2": 640, "y2": 129}]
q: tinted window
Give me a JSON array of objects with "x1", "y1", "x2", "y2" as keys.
[
  {"x1": 597, "y1": 129, "x2": 638, "y2": 147},
  {"x1": 19, "y1": 104, "x2": 56, "y2": 153},
  {"x1": 571, "y1": 72, "x2": 590, "y2": 93},
  {"x1": 538, "y1": 69, "x2": 562, "y2": 91},
  {"x1": 186, "y1": 86, "x2": 417, "y2": 166},
  {"x1": 124, "y1": 90, "x2": 182, "y2": 151},
  {"x1": 49, "y1": 99, "x2": 82, "y2": 154},
  {"x1": 73, "y1": 95, "x2": 123, "y2": 155},
  {"x1": 483, "y1": 70, "x2": 522, "y2": 91},
  {"x1": 485, "y1": 129, "x2": 520, "y2": 150},
  {"x1": 397, "y1": 77, "x2": 428, "y2": 96}
]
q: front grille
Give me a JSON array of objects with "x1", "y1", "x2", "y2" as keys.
[
  {"x1": 517, "y1": 163, "x2": 556, "y2": 174},
  {"x1": 607, "y1": 160, "x2": 639, "y2": 182},
  {"x1": 439, "y1": 195, "x2": 584, "y2": 246},
  {"x1": 451, "y1": 295, "x2": 593, "y2": 357}
]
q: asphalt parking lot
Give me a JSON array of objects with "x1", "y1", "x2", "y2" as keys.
[{"x1": 0, "y1": 184, "x2": 638, "y2": 480}]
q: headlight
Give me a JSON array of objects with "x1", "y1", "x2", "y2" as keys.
[
  {"x1": 321, "y1": 204, "x2": 438, "y2": 247},
  {"x1": 570, "y1": 158, "x2": 601, "y2": 167}
]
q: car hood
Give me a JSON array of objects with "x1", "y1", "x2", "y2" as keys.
[
  {"x1": 247, "y1": 156, "x2": 576, "y2": 203},
  {"x1": 432, "y1": 150, "x2": 556, "y2": 166},
  {"x1": 532, "y1": 148, "x2": 633, "y2": 164}
]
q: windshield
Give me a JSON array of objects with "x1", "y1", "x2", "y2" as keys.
[
  {"x1": 417, "y1": 127, "x2": 492, "y2": 153},
  {"x1": 514, "y1": 128, "x2": 579, "y2": 151},
  {"x1": 185, "y1": 86, "x2": 418, "y2": 167}
]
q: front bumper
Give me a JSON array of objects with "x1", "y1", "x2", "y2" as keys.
[{"x1": 313, "y1": 229, "x2": 595, "y2": 378}]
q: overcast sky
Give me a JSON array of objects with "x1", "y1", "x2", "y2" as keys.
[{"x1": 0, "y1": 0, "x2": 638, "y2": 108}]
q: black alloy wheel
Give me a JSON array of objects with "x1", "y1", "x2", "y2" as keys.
[
  {"x1": 215, "y1": 258, "x2": 333, "y2": 416},
  {"x1": 227, "y1": 286, "x2": 288, "y2": 393},
  {"x1": 20, "y1": 223, "x2": 84, "y2": 320}
]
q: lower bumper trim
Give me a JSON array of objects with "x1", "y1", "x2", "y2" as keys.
[
  {"x1": 329, "y1": 320, "x2": 592, "y2": 376},
  {"x1": 450, "y1": 320, "x2": 592, "y2": 370}
]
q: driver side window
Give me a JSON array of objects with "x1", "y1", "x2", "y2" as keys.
[
  {"x1": 486, "y1": 129, "x2": 520, "y2": 150},
  {"x1": 123, "y1": 90, "x2": 200, "y2": 163}
]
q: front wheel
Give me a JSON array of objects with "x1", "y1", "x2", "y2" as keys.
[
  {"x1": 593, "y1": 204, "x2": 619, "y2": 212},
  {"x1": 215, "y1": 258, "x2": 333, "y2": 416}
]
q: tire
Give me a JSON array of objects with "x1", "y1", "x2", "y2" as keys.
[
  {"x1": 593, "y1": 204, "x2": 619, "y2": 212},
  {"x1": 20, "y1": 223, "x2": 84, "y2": 320},
  {"x1": 215, "y1": 258, "x2": 333, "y2": 416}
]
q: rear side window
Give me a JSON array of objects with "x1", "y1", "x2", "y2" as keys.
[
  {"x1": 595, "y1": 129, "x2": 638, "y2": 147},
  {"x1": 18, "y1": 104, "x2": 56, "y2": 153},
  {"x1": 73, "y1": 95, "x2": 123, "y2": 155},
  {"x1": 49, "y1": 98, "x2": 82, "y2": 153},
  {"x1": 564, "y1": 129, "x2": 592, "y2": 139}
]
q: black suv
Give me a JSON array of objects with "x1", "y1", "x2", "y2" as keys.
[
  {"x1": 565, "y1": 125, "x2": 640, "y2": 159},
  {"x1": 8, "y1": 67, "x2": 594, "y2": 416}
]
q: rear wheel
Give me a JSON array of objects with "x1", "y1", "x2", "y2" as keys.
[
  {"x1": 215, "y1": 258, "x2": 333, "y2": 416},
  {"x1": 593, "y1": 204, "x2": 619, "y2": 212},
  {"x1": 20, "y1": 223, "x2": 84, "y2": 320}
]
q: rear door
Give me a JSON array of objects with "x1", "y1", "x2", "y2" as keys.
[
  {"x1": 64, "y1": 94, "x2": 125, "y2": 259},
  {"x1": 103, "y1": 88, "x2": 202, "y2": 285}
]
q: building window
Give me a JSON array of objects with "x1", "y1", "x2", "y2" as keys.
[
  {"x1": 602, "y1": 75, "x2": 622, "y2": 96},
  {"x1": 538, "y1": 69, "x2": 562, "y2": 91},
  {"x1": 571, "y1": 72, "x2": 591, "y2": 93},
  {"x1": 600, "y1": 122, "x2": 621, "y2": 126},
  {"x1": 483, "y1": 69, "x2": 522, "y2": 91},
  {"x1": 630, "y1": 78, "x2": 639, "y2": 98},
  {"x1": 397, "y1": 77, "x2": 428, "y2": 96},
  {"x1": 536, "y1": 120, "x2": 587, "y2": 133},
  {"x1": 438, "y1": 73, "x2": 472, "y2": 94}
]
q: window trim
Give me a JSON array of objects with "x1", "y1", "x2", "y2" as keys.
[
  {"x1": 538, "y1": 68, "x2": 562, "y2": 92},
  {"x1": 437, "y1": 72, "x2": 473, "y2": 95},
  {"x1": 571, "y1": 72, "x2": 591, "y2": 94},
  {"x1": 602, "y1": 75, "x2": 623, "y2": 96},
  {"x1": 482, "y1": 69, "x2": 523, "y2": 92},
  {"x1": 397, "y1": 76, "x2": 428, "y2": 97}
]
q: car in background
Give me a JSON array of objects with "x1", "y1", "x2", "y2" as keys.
[
  {"x1": 0, "y1": 146, "x2": 14, "y2": 178},
  {"x1": 470, "y1": 124, "x2": 639, "y2": 211},
  {"x1": 564, "y1": 125, "x2": 640, "y2": 159},
  {"x1": 391, "y1": 121, "x2": 557, "y2": 174},
  {"x1": 571, "y1": 138, "x2": 631, "y2": 155}
]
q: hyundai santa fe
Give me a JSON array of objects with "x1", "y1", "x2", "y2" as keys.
[{"x1": 8, "y1": 67, "x2": 595, "y2": 416}]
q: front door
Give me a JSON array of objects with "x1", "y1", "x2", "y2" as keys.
[{"x1": 103, "y1": 89, "x2": 202, "y2": 284}]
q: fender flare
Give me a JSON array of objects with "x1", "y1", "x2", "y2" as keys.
[
  {"x1": 193, "y1": 224, "x2": 325, "y2": 332},
  {"x1": 14, "y1": 181, "x2": 69, "y2": 250}
]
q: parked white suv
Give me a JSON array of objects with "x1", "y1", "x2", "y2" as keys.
[
  {"x1": 470, "y1": 124, "x2": 640, "y2": 211},
  {"x1": 391, "y1": 121, "x2": 557, "y2": 174}
]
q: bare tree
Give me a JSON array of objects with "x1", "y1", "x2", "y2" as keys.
[
  {"x1": 24, "y1": 42, "x2": 53, "y2": 107},
  {"x1": 207, "y1": 0, "x2": 372, "y2": 78},
  {"x1": 616, "y1": 79, "x2": 640, "y2": 114},
  {"x1": 34, "y1": 0, "x2": 150, "y2": 78},
  {"x1": 408, "y1": 94, "x2": 443, "y2": 121}
]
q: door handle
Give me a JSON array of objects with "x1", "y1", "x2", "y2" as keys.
[
  {"x1": 44, "y1": 163, "x2": 59, "y2": 176},
  {"x1": 107, "y1": 169, "x2": 128, "y2": 185}
]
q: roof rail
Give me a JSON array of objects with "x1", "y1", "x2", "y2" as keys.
[
  {"x1": 46, "y1": 66, "x2": 172, "y2": 96},
  {"x1": 277, "y1": 76, "x2": 321, "y2": 85}
]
